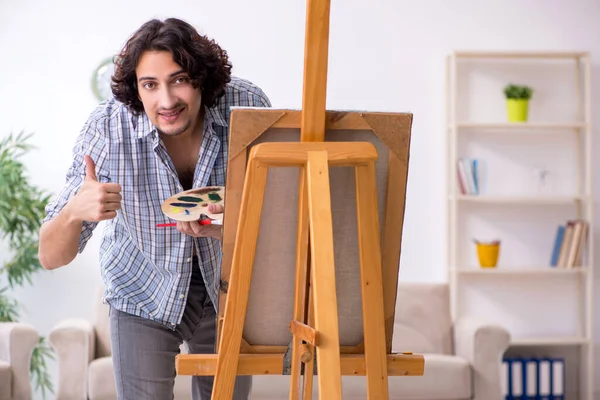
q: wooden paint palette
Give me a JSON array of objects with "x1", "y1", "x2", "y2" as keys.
[{"x1": 161, "y1": 186, "x2": 224, "y2": 222}]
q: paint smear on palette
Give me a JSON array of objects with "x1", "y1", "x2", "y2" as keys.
[
  {"x1": 170, "y1": 203, "x2": 197, "y2": 208},
  {"x1": 170, "y1": 207, "x2": 182, "y2": 213},
  {"x1": 185, "y1": 210, "x2": 190, "y2": 215},
  {"x1": 208, "y1": 193, "x2": 222, "y2": 202},
  {"x1": 189, "y1": 187, "x2": 220, "y2": 195},
  {"x1": 177, "y1": 196, "x2": 204, "y2": 203}
]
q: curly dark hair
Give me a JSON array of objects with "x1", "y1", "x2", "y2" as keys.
[{"x1": 111, "y1": 18, "x2": 232, "y2": 114}]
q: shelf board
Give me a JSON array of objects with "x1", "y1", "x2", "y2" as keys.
[
  {"x1": 454, "y1": 122, "x2": 587, "y2": 130},
  {"x1": 452, "y1": 195, "x2": 586, "y2": 204},
  {"x1": 452, "y1": 51, "x2": 588, "y2": 59},
  {"x1": 510, "y1": 336, "x2": 590, "y2": 346},
  {"x1": 454, "y1": 267, "x2": 586, "y2": 275}
]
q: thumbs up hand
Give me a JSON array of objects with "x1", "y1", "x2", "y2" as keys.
[
  {"x1": 84, "y1": 154, "x2": 98, "y2": 182},
  {"x1": 66, "y1": 155, "x2": 122, "y2": 223}
]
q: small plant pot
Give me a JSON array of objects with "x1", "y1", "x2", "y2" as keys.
[
  {"x1": 476, "y1": 241, "x2": 500, "y2": 268},
  {"x1": 506, "y1": 99, "x2": 529, "y2": 122}
]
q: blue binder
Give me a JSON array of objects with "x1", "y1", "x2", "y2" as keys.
[
  {"x1": 550, "y1": 225, "x2": 565, "y2": 266},
  {"x1": 503, "y1": 357, "x2": 523, "y2": 399},
  {"x1": 502, "y1": 356, "x2": 564, "y2": 400},
  {"x1": 523, "y1": 357, "x2": 538, "y2": 399},
  {"x1": 538, "y1": 357, "x2": 552, "y2": 399},
  {"x1": 550, "y1": 357, "x2": 565, "y2": 400}
]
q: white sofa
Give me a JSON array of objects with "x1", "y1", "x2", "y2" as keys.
[
  {"x1": 251, "y1": 283, "x2": 511, "y2": 400},
  {"x1": 0, "y1": 322, "x2": 39, "y2": 400},
  {"x1": 49, "y1": 283, "x2": 510, "y2": 400},
  {"x1": 48, "y1": 286, "x2": 191, "y2": 400}
]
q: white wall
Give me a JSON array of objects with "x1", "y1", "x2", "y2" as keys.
[{"x1": 1, "y1": 0, "x2": 600, "y2": 398}]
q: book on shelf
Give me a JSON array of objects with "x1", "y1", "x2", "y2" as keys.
[
  {"x1": 502, "y1": 357, "x2": 564, "y2": 400},
  {"x1": 550, "y1": 219, "x2": 588, "y2": 268},
  {"x1": 456, "y1": 157, "x2": 479, "y2": 195}
]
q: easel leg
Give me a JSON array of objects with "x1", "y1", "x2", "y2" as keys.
[
  {"x1": 212, "y1": 160, "x2": 269, "y2": 400},
  {"x1": 290, "y1": 167, "x2": 310, "y2": 400},
  {"x1": 355, "y1": 161, "x2": 389, "y2": 399},
  {"x1": 302, "y1": 282, "x2": 315, "y2": 400},
  {"x1": 306, "y1": 151, "x2": 343, "y2": 400}
]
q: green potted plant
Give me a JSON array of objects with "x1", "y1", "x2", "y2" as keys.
[
  {"x1": 503, "y1": 83, "x2": 533, "y2": 122},
  {"x1": 0, "y1": 131, "x2": 54, "y2": 398}
]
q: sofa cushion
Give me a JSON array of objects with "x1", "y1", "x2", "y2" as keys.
[
  {"x1": 0, "y1": 360, "x2": 11, "y2": 400},
  {"x1": 249, "y1": 354, "x2": 471, "y2": 400},
  {"x1": 339, "y1": 354, "x2": 472, "y2": 400},
  {"x1": 93, "y1": 286, "x2": 112, "y2": 359},
  {"x1": 88, "y1": 357, "x2": 117, "y2": 400},
  {"x1": 393, "y1": 283, "x2": 453, "y2": 355},
  {"x1": 87, "y1": 356, "x2": 192, "y2": 400}
]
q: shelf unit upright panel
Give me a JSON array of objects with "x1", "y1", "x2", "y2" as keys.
[{"x1": 445, "y1": 51, "x2": 593, "y2": 400}]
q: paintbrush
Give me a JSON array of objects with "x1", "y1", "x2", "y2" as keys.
[{"x1": 156, "y1": 219, "x2": 222, "y2": 228}]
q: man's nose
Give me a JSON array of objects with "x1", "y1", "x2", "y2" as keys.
[{"x1": 158, "y1": 87, "x2": 178, "y2": 110}]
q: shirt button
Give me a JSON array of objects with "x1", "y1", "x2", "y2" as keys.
[
  {"x1": 187, "y1": 257, "x2": 192, "y2": 262},
  {"x1": 179, "y1": 294, "x2": 185, "y2": 299}
]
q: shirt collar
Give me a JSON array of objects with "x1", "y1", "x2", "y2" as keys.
[
  {"x1": 206, "y1": 103, "x2": 228, "y2": 128},
  {"x1": 135, "y1": 112, "x2": 155, "y2": 139},
  {"x1": 135, "y1": 103, "x2": 227, "y2": 140}
]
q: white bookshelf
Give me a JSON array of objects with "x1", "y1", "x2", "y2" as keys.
[
  {"x1": 453, "y1": 268, "x2": 587, "y2": 276},
  {"x1": 511, "y1": 336, "x2": 590, "y2": 347},
  {"x1": 457, "y1": 122, "x2": 587, "y2": 129},
  {"x1": 446, "y1": 51, "x2": 593, "y2": 399},
  {"x1": 453, "y1": 195, "x2": 586, "y2": 204}
]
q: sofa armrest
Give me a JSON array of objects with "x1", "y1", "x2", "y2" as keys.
[
  {"x1": 49, "y1": 318, "x2": 95, "y2": 400},
  {"x1": 0, "y1": 322, "x2": 39, "y2": 400},
  {"x1": 453, "y1": 316, "x2": 510, "y2": 400}
]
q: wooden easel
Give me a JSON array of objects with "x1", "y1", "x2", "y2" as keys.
[{"x1": 175, "y1": 0, "x2": 424, "y2": 398}]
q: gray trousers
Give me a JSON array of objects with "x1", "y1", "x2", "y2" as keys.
[{"x1": 109, "y1": 259, "x2": 252, "y2": 399}]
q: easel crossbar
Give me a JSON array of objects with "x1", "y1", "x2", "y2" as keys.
[
  {"x1": 175, "y1": 353, "x2": 425, "y2": 376},
  {"x1": 248, "y1": 141, "x2": 378, "y2": 166}
]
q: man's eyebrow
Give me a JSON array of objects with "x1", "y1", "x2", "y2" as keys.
[
  {"x1": 169, "y1": 69, "x2": 187, "y2": 77},
  {"x1": 138, "y1": 69, "x2": 187, "y2": 82}
]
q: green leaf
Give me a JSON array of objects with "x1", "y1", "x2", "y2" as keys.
[
  {"x1": 0, "y1": 288, "x2": 20, "y2": 322},
  {"x1": 0, "y1": 132, "x2": 54, "y2": 396},
  {"x1": 503, "y1": 83, "x2": 533, "y2": 99},
  {"x1": 30, "y1": 336, "x2": 55, "y2": 399}
]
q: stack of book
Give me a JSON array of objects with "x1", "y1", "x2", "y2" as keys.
[
  {"x1": 456, "y1": 158, "x2": 479, "y2": 195},
  {"x1": 549, "y1": 219, "x2": 588, "y2": 268},
  {"x1": 502, "y1": 357, "x2": 565, "y2": 399}
]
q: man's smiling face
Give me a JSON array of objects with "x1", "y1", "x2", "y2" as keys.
[{"x1": 136, "y1": 50, "x2": 202, "y2": 137}]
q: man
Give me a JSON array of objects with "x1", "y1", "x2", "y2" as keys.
[{"x1": 38, "y1": 17, "x2": 271, "y2": 399}]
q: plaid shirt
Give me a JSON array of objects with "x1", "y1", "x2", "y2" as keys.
[{"x1": 43, "y1": 76, "x2": 271, "y2": 328}]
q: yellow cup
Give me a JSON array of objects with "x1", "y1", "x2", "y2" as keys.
[
  {"x1": 506, "y1": 99, "x2": 529, "y2": 122},
  {"x1": 476, "y1": 242, "x2": 500, "y2": 268}
]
